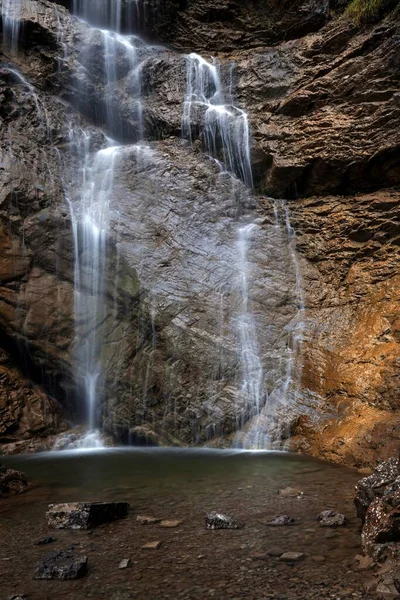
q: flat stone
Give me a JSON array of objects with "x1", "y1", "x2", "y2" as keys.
[
  {"x1": 265, "y1": 515, "x2": 296, "y2": 526},
  {"x1": 35, "y1": 536, "x2": 56, "y2": 545},
  {"x1": 278, "y1": 487, "x2": 304, "y2": 498},
  {"x1": 159, "y1": 520, "x2": 183, "y2": 528},
  {"x1": 33, "y1": 549, "x2": 88, "y2": 580},
  {"x1": 279, "y1": 552, "x2": 305, "y2": 562},
  {"x1": 136, "y1": 515, "x2": 161, "y2": 525},
  {"x1": 205, "y1": 512, "x2": 243, "y2": 530},
  {"x1": 142, "y1": 541, "x2": 162, "y2": 550},
  {"x1": 119, "y1": 559, "x2": 131, "y2": 569},
  {"x1": 46, "y1": 502, "x2": 129, "y2": 530},
  {"x1": 267, "y1": 547, "x2": 285, "y2": 557},
  {"x1": 317, "y1": 510, "x2": 347, "y2": 527}
]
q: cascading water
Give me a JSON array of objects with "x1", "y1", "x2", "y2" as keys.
[
  {"x1": 182, "y1": 53, "x2": 253, "y2": 188},
  {"x1": 236, "y1": 224, "x2": 264, "y2": 432},
  {"x1": 182, "y1": 51, "x2": 306, "y2": 449},
  {"x1": 1, "y1": 0, "x2": 23, "y2": 54},
  {"x1": 68, "y1": 141, "x2": 121, "y2": 441},
  {"x1": 1, "y1": 0, "x2": 305, "y2": 450}
]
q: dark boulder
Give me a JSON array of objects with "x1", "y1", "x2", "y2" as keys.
[
  {"x1": 355, "y1": 458, "x2": 400, "y2": 522},
  {"x1": 46, "y1": 502, "x2": 129, "y2": 529},
  {"x1": 361, "y1": 489, "x2": 400, "y2": 562},
  {"x1": 33, "y1": 549, "x2": 88, "y2": 580},
  {"x1": 0, "y1": 464, "x2": 28, "y2": 498}
]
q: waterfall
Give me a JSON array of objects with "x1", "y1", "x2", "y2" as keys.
[
  {"x1": 1, "y1": 0, "x2": 23, "y2": 54},
  {"x1": 1, "y1": 0, "x2": 306, "y2": 450},
  {"x1": 236, "y1": 224, "x2": 264, "y2": 433},
  {"x1": 182, "y1": 53, "x2": 253, "y2": 188},
  {"x1": 68, "y1": 140, "x2": 121, "y2": 438},
  {"x1": 182, "y1": 53, "x2": 306, "y2": 450}
]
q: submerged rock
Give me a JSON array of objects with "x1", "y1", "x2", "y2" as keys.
[
  {"x1": 137, "y1": 515, "x2": 161, "y2": 525},
  {"x1": 265, "y1": 515, "x2": 296, "y2": 526},
  {"x1": 279, "y1": 552, "x2": 305, "y2": 562},
  {"x1": 278, "y1": 487, "x2": 304, "y2": 498},
  {"x1": 35, "y1": 537, "x2": 56, "y2": 546},
  {"x1": 205, "y1": 513, "x2": 243, "y2": 530},
  {"x1": 142, "y1": 541, "x2": 162, "y2": 550},
  {"x1": 317, "y1": 510, "x2": 347, "y2": 527},
  {"x1": 0, "y1": 464, "x2": 28, "y2": 498},
  {"x1": 159, "y1": 520, "x2": 183, "y2": 528},
  {"x1": 46, "y1": 502, "x2": 129, "y2": 529},
  {"x1": 33, "y1": 549, "x2": 88, "y2": 580}
]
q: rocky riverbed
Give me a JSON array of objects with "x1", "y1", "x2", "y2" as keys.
[{"x1": 1, "y1": 448, "x2": 394, "y2": 599}]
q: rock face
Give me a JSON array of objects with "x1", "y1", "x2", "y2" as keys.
[
  {"x1": 46, "y1": 502, "x2": 130, "y2": 529},
  {"x1": 0, "y1": 0, "x2": 399, "y2": 463}
]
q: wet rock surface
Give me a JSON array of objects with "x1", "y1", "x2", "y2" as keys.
[
  {"x1": 205, "y1": 512, "x2": 243, "y2": 530},
  {"x1": 46, "y1": 502, "x2": 130, "y2": 529}
]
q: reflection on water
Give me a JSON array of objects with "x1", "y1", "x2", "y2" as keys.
[{"x1": 1, "y1": 448, "x2": 357, "y2": 509}]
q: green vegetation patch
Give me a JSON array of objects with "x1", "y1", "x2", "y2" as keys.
[{"x1": 345, "y1": 0, "x2": 400, "y2": 24}]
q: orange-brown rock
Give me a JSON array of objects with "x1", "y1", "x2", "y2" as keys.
[{"x1": 288, "y1": 190, "x2": 400, "y2": 466}]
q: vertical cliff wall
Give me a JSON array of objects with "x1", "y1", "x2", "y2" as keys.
[{"x1": 0, "y1": 0, "x2": 399, "y2": 464}]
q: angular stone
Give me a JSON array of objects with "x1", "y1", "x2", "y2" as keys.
[
  {"x1": 33, "y1": 550, "x2": 88, "y2": 580},
  {"x1": 142, "y1": 541, "x2": 162, "y2": 550},
  {"x1": 265, "y1": 515, "x2": 296, "y2": 526},
  {"x1": 279, "y1": 552, "x2": 305, "y2": 562},
  {"x1": 136, "y1": 515, "x2": 161, "y2": 525},
  {"x1": 205, "y1": 513, "x2": 243, "y2": 530},
  {"x1": 118, "y1": 559, "x2": 131, "y2": 569},
  {"x1": 317, "y1": 510, "x2": 347, "y2": 527},
  {"x1": 159, "y1": 520, "x2": 183, "y2": 528},
  {"x1": 46, "y1": 502, "x2": 129, "y2": 529}
]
